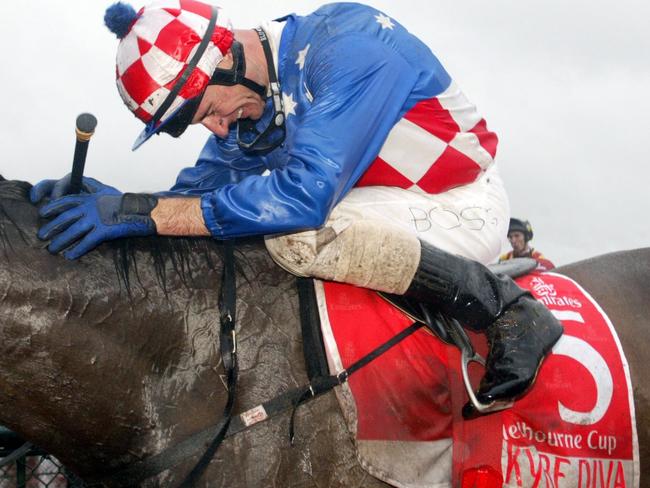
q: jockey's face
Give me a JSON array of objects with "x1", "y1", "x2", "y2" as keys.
[
  {"x1": 191, "y1": 52, "x2": 266, "y2": 138},
  {"x1": 191, "y1": 83, "x2": 266, "y2": 138},
  {"x1": 508, "y1": 231, "x2": 528, "y2": 255}
]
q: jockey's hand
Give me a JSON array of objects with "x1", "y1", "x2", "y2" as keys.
[
  {"x1": 30, "y1": 174, "x2": 113, "y2": 203},
  {"x1": 36, "y1": 189, "x2": 158, "y2": 260}
]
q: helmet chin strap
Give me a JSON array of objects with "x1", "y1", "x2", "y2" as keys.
[{"x1": 235, "y1": 27, "x2": 286, "y2": 154}]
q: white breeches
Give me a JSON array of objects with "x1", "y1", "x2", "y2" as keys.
[{"x1": 265, "y1": 165, "x2": 510, "y2": 294}]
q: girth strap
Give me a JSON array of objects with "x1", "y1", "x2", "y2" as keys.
[{"x1": 297, "y1": 277, "x2": 329, "y2": 380}]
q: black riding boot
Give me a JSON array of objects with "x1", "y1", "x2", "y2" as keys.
[{"x1": 405, "y1": 242, "x2": 563, "y2": 405}]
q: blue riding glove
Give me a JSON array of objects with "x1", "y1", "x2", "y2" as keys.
[
  {"x1": 30, "y1": 174, "x2": 111, "y2": 203},
  {"x1": 37, "y1": 187, "x2": 158, "y2": 260}
]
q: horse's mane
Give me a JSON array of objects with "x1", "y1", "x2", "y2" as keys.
[
  {"x1": 0, "y1": 175, "x2": 232, "y2": 296},
  {"x1": 0, "y1": 175, "x2": 31, "y2": 200}
]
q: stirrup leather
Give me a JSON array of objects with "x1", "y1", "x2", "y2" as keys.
[{"x1": 378, "y1": 292, "x2": 513, "y2": 415}]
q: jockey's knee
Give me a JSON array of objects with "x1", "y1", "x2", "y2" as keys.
[
  {"x1": 265, "y1": 229, "x2": 327, "y2": 278},
  {"x1": 265, "y1": 220, "x2": 421, "y2": 294}
]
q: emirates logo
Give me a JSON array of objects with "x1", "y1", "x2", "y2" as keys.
[
  {"x1": 531, "y1": 276, "x2": 557, "y2": 297},
  {"x1": 531, "y1": 276, "x2": 583, "y2": 308}
]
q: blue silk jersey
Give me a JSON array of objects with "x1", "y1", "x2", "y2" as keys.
[{"x1": 171, "y1": 3, "x2": 456, "y2": 238}]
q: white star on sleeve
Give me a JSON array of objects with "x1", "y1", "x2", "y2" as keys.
[
  {"x1": 296, "y1": 44, "x2": 310, "y2": 70},
  {"x1": 283, "y1": 92, "x2": 297, "y2": 117},
  {"x1": 375, "y1": 13, "x2": 395, "y2": 30}
]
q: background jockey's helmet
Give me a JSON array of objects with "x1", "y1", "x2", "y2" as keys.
[
  {"x1": 508, "y1": 218, "x2": 534, "y2": 242},
  {"x1": 104, "y1": 1, "x2": 234, "y2": 149}
]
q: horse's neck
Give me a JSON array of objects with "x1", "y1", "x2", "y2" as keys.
[
  {"x1": 0, "y1": 182, "x2": 304, "y2": 482},
  {"x1": 0, "y1": 185, "x2": 240, "y2": 476},
  {"x1": 1, "y1": 247, "x2": 227, "y2": 472}
]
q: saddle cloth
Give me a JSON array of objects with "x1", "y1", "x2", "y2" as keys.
[{"x1": 315, "y1": 272, "x2": 639, "y2": 487}]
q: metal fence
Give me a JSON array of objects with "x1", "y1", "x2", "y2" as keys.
[{"x1": 0, "y1": 428, "x2": 84, "y2": 488}]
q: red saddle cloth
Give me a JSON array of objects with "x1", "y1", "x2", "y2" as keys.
[{"x1": 316, "y1": 272, "x2": 639, "y2": 488}]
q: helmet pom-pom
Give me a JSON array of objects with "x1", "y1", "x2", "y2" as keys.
[{"x1": 104, "y1": 2, "x2": 137, "y2": 39}]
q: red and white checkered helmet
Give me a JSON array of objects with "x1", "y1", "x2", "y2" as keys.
[{"x1": 106, "y1": 0, "x2": 234, "y2": 149}]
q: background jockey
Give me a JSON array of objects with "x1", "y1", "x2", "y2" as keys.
[
  {"x1": 501, "y1": 218, "x2": 555, "y2": 272},
  {"x1": 30, "y1": 1, "x2": 562, "y2": 409}
]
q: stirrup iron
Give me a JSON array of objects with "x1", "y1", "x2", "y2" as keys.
[{"x1": 420, "y1": 306, "x2": 513, "y2": 415}]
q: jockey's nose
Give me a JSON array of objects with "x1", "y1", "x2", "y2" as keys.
[{"x1": 201, "y1": 116, "x2": 229, "y2": 138}]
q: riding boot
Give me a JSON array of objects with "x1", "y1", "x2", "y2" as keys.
[{"x1": 404, "y1": 242, "x2": 563, "y2": 404}]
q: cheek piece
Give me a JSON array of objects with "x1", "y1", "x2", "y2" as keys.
[
  {"x1": 210, "y1": 41, "x2": 267, "y2": 97},
  {"x1": 193, "y1": 32, "x2": 287, "y2": 155}
]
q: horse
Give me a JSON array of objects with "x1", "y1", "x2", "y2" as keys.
[{"x1": 0, "y1": 175, "x2": 648, "y2": 486}]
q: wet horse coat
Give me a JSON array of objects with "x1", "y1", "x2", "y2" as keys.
[
  {"x1": 0, "y1": 176, "x2": 648, "y2": 486},
  {"x1": 0, "y1": 177, "x2": 392, "y2": 486}
]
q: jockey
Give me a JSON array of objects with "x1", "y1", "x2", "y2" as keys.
[
  {"x1": 500, "y1": 218, "x2": 555, "y2": 271},
  {"x1": 30, "y1": 0, "x2": 562, "y2": 409}
]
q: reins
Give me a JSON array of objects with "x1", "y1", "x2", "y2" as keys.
[
  {"x1": 97, "y1": 242, "x2": 239, "y2": 487},
  {"x1": 178, "y1": 240, "x2": 238, "y2": 487}
]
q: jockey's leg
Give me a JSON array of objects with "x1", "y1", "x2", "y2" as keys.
[
  {"x1": 265, "y1": 216, "x2": 422, "y2": 294},
  {"x1": 404, "y1": 242, "x2": 563, "y2": 404},
  {"x1": 265, "y1": 166, "x2": 562, "y2": 404}
]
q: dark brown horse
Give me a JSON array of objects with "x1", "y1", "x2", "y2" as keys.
[{"x1": 0, "y1": 175, "x2": 648, "y2": 486}]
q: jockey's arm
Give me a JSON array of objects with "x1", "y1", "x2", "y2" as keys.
[
  {"x1": 152, "y1": 42, "x2": 417, "y2": 239},
  {"x1": 32, "y1": 38, "x2": 417, "y2": 258},
  {"x1": 151, "y1": 197, "x2": 210, "y2": 236},
  {"x1": 192, "y1": 38, "x2": 417, "y2": 238}
]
